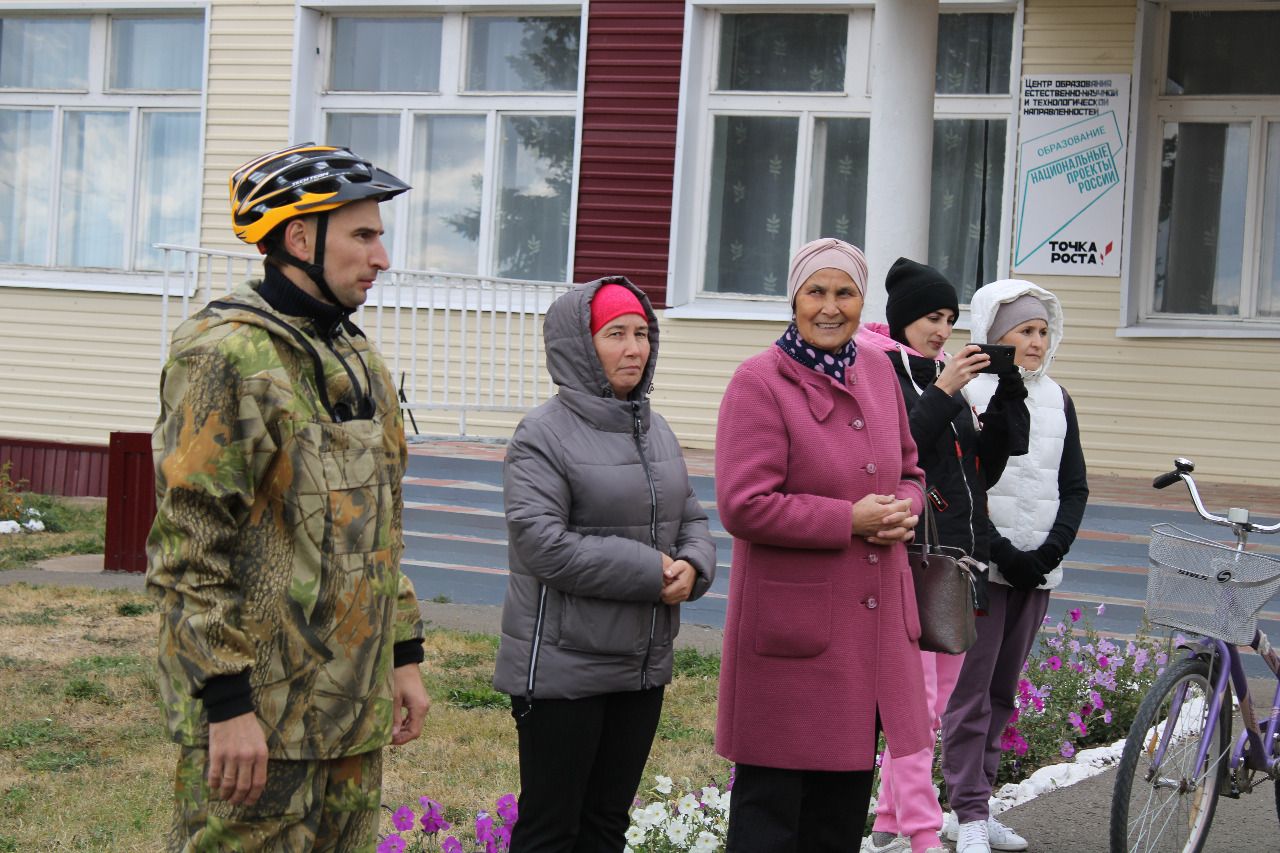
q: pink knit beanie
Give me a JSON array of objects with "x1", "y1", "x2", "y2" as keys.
[{"x1": 786, "y1": 238, "x2": 868, "y2": 305}]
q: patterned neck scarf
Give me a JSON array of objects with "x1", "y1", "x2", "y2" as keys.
[{"x1": 775, "y1": 322, "x2": 857, "y2": 384}]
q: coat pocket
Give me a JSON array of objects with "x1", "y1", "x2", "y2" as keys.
[
  {"x1": 752, "y1": 579, "x2": 831, "y2": 658},
  {"x1": 557, "y1": 595, "x2": 650, "y2": 656}
]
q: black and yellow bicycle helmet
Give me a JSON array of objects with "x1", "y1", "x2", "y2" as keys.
[
  {"x1": 229, "y1": 143, "x2": 409, "y2": 245},
  {"x1": 228, "y1": 143, "x2": 409, "y2": 308}
]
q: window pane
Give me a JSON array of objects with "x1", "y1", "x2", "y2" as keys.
[
  {"x1": 326, "y1": 113, "x2": 401, "y2": 257},
  {"x1": 330, "y1": 17, "x2": 441, "y2": 92},
  {"x1": 705, "y1": 115, "x2": 798, "y2": 296},
  {"x1": 58, "y1": 111, "x2": 129, "y2": 268},
  {"x1": 408, "y1": 115, "x2": 486, "y2": 274},
  {"x1": 495, "y1": 115, "x2": 575, "y2": 281},
  {"x1": 807, "y1": 118, "x2": 868, "y2": 246},
  {"x1": 0, "y1": 109, "x2": 52, "y2": 264},
  {"x1": 467, "y1": 16, "x2": 580, "y2": 93},
  {"x1": 110, "y1": 17, "x2": 204, "y2": 91},
  {"x1": 135, "y1": 112, "x2": 200, "y2": 270},
  {"x1": 1153, "y1": 122, "x2": 1249, "y2": 316},
  {"x1": 717, "y1": 15, "x2": 846, "y2": 92},
  {"x1": 930, "y1": 119, "x2": 1005, "y2": 302},
  {"x1": 1167, "y1": 12, "x2": 1280, "y2": 96},
  {"x1": 0, "y1": 17, "x2": 89, "y2": 89},
  {"x1": 1259, "y1": 123, "x2": 1280, "y2": 319},
  {"x1": 937, "y1": 14, "x2": 1012, "y2": 95}
]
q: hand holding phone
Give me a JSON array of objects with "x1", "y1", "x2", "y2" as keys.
[{"x1": 975, "y1": 343, "x2": 1016, "y2": 374}]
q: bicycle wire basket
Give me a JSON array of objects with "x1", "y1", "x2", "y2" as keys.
[{"x1": 1146, "y1": 523, "x2": 1280, "y2": 645}]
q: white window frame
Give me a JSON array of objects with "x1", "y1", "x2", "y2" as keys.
[
  {"x1": 295, "y1": 3, "x2": 586, "y2": 283},
  {"x1": 667, "y1": 1, "x2": 1021, "y2": 320},
  {"x1": 0, "y1": 2, "x2": 209, "y2": 295},
  {"x1": 1122, "y1": 0, "x2": 1280, "y2": 338}
]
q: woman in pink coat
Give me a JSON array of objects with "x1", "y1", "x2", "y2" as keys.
[{"x1": 715, "y1": 238, "x2": 933, "y2": 853}]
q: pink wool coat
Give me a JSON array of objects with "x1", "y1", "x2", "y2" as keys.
[{"x1": 715, "y1": 345, "x2": 933, "y2": 771}]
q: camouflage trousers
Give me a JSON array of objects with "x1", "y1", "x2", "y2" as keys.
[{"x1": 168, "y1": 746, "x2": 383, "y2": 852}]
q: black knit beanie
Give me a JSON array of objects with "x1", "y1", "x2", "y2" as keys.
[{"x1": 885, "y1": 257, "x2": 960, "y2": 345}]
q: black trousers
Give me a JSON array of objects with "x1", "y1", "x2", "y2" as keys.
[
  {"x1": 725, "y1": 763, "x2": 875, "y2": 853},
  {"x1": 508, "y1": 686, "x2": 664, "y2": 853}
]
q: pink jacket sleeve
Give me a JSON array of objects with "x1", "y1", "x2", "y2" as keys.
[{"x1": 715, "y1": 365, "x2": 855, "y2": 550}]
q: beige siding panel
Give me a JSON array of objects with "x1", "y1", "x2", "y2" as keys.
[
  {"x1": 0, "y1": 290, "x2": 164, "y2": 444},
  {"x1": 200, "y1": 0, "x2": 296, "y2": 254},
  {"x1": 1023, "y1": 0, "x2": 1135, "y2": 73}
]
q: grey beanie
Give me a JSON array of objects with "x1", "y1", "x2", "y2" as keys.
[{"x1": 989, "y1": 294, "x2": 1049, "y2": 344}]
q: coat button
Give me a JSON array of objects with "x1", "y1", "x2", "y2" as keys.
[
  {"x1": 866, "y1": 463, "x2": 877, "y2": 474},
  {"x1": 868, "y1": 553, "x2": 879, "y2": 564},
  {"x1": 851, "y1": 418, "x2": 865, "y2": 430},
  {"x1": 865, "y1": 597, "x2": 878, "y2": 609}
]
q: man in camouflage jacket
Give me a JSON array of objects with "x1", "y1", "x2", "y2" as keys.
[{"x1": 147, "y1": 144, "x2": 428, "y2": 851}]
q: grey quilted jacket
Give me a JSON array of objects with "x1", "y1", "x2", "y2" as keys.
[{"x1": 493, "y1": 276, "x2": 716, "y2": 700}]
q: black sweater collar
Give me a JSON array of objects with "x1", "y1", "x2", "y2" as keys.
[{"x1": 256, "y1": 263, "x2": 354, "y2": 339}]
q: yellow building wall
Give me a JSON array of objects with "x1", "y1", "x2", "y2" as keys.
[
  {"x1": 0, "y1": 289, "x2": 164, "y2": 443},
  {"x1": 201, "y1": 0, "x2": 296, "y2": 253}
]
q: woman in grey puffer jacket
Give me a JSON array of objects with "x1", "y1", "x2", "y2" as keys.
[{"x1": 495, "y1": 276, "x2": 716, "y2": 853}]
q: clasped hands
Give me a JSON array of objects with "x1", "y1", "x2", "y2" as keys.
[
  {"x1": 660, "y1": 552, "x2": 696, "y2": 604},
  {"x1": 851, "y1": 493, "x2": 919, "y2": 546}
]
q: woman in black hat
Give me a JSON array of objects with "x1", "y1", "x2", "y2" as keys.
[{"x1": 854, "y1": 258, "x2": 1029, "y2": 853}]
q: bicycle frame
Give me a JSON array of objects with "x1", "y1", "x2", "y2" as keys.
[{"x1": 1154, "y1": 633, "x2": 1280, "y2": 791}]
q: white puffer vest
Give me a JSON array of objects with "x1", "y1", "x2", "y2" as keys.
[{"x1": 966, "y1": 373, "x2": 1066, "y2": 588}]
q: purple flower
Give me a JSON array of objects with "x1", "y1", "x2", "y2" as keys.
[
  {"x1": 1133, "y1": 648, "x2": 1150, "y2": 674},
  {"x1": 1061, "y1": 741, "x2": 1076, "y2": 758},
  {"x1": 476, "y1": 811, "x2": 495, "y2": 843},
  {"x1": 1070, "y1": 608, "x2": 1082, "y2": 623},
  {"x1": 418, "y1": 798, "x2": 451, "y2": 835},
  {"x1": 1069, "y1": 639, "x2": 1080, "y2": 653},
  {"x1": 1155, "y1": 651, "x2": 1168, "y2": 666},
  {"x1": 1103, "y1": 709, "x2": 1113, "y2": 723},
  {"x1": 392, "y1": 806, "x2": 415, "y2": 831},
  {"x1": 1097, "y1": 654, "x2": 1110, "y2": 669},
  {"x1": 1090, "y1": 690, "x2": 1105, "y2": 709},
  {"x1": 1096, "y1": 603, "x2": 1106, "y2": 616},
  {"x1": 1047, "y1": 656, "x2": 1062, "y2": 671},
  {"x1": 495, "y1": 824, "x2": 513, "y2": 851},
  {"x1": 1067, "y1": 711, "x2": 1087, "y2": 736},
  {"x1": 496, "y1": 793, "x2": 519, "y2": 824},
  {"x1": 377, "y1": 834, "x2": 406, "y2": 853},
  {"x1": 442, "y1": 837, "x2": 464, "y2": 853},
  {"x1": 728, "y1": 765, "x2": 736, "y2": 790}
]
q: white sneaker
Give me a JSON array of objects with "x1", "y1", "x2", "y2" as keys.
[
  {"x1": 986, "y1": 816, "x2": 1028, "y2": 852},
  {"x1": 860, "y1": 834, "x2": 910, "y2": 853},
  {"x1": 956, "y1": 820, "x2": 991, "y2": 853}
]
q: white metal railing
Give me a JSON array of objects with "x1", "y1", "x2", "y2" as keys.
[{"x1": 156, "y1": 244, "x2": 572, "y2": 434}]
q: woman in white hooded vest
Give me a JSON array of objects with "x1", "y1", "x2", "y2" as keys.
[{"x1": 941, "y1": 280, "x2": 1089, "y2": 853}]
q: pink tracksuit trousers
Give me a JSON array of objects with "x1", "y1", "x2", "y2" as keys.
[{"x1": 872, "y1": 650, "x2": 966, "y2": 853}]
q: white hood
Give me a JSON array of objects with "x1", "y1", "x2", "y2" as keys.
[{"x1": 968, "y1": 279, "x2": 1064, "y2": 380}]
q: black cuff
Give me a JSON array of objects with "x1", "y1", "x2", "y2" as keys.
[
  {"x1": 200, "y1": 670, "x2": 254, "y2": 724},
  {"x1": 394, "y1": 638, "x2": 425, "y2": 668}
]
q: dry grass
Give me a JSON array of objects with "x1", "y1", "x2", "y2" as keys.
[{"x1": 0, "y1": 584, "x2": 727, "y2": 851}]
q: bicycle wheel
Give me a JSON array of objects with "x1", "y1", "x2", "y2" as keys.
[{"x1": 1110, "y1": 655, "x2": 1232, "y2": 853}]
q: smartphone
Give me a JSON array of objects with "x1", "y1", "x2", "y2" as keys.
[{"x1": 974, "y1": 343, "x2": 1016, "y2": 374}]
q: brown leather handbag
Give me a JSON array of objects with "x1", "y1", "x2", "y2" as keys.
[{"x1": 907, "y1": 505, "x2": 980, "y2": 655}]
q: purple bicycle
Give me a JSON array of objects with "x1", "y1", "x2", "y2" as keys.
[{"x1": 1110, "y1": 458, "x2": 1280, "y2": 852}]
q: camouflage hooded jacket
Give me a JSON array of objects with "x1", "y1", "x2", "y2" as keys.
[{"x1": 146, "y1": 279, "x2": 423, "y2": 760}]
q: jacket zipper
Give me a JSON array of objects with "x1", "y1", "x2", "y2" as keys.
[
  {"x1": 523, "y1": 585, "x2": 548, "y2": 710},
  {"x1": 632, "y1": 401, "x2": 659, "y2": 691}
]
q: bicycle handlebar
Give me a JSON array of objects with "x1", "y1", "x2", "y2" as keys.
[{"x1": 1154, "y1": 458, "x2": 1280, "y2": 537}]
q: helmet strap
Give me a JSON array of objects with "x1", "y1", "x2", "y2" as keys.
[{"x1": 270, "y1": 211, "x2": 343, "y2": 308}]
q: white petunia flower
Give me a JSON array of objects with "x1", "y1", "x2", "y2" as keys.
[
  {"x1": 715, "y1": 790, "x2": 731, "y2": 813},
  {"x1": 624, "y1": 824, "x2": 646, "y2": 845},
  {"x1": 677, "y1": 793, "x2": 700, "y2": 816},
  {"x1": 692, "y1": 830, "x2": 721, "y2": 852},
  {"x1": 654, "y1": 775, "x2": 674, "y2": 795},
  {"x1": 700, "y1": 786, "x2": 721, "y2": 809},
  {"x1": 642, "y1": 802, "x2": 668, "y2": 828},
  {"x1": 666, "y1": 820, "x2": 691, "y2": 845}
]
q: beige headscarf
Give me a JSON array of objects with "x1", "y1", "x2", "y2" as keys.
[{"x1": 786, "y1": 238, "x2": 869, "y2": 305}]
